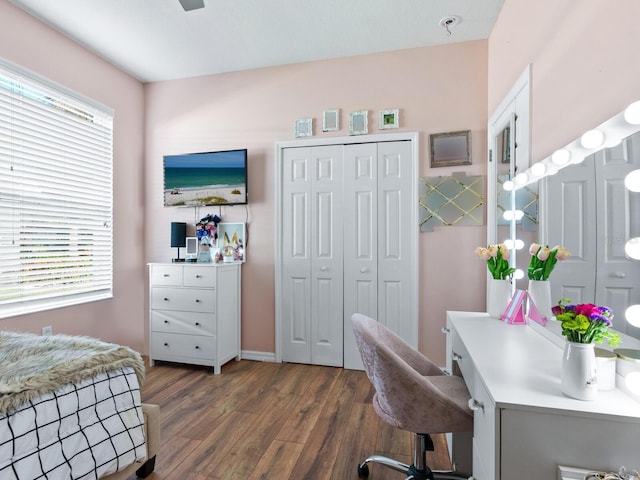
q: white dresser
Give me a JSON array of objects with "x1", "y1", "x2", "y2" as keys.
[
  {"x1": 148, "y1": 262, "x2": 241, "y2": 374},
  {"x1": 445, "y1": 311, "x2": 640, "y2": 480}
]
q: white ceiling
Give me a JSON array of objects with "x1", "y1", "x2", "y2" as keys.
[{"x1": 9, "y1": 0, "x2": 505, "y2": 83}]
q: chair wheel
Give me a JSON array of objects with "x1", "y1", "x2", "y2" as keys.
[{"x1": 357, "y1": 463, "x2": 369, "y2": 478}]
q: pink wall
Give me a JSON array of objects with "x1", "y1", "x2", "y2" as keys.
[
  {"x1": 144, "y1": 41, "x2": 489, "y2": 364},
  {"x1": 0, "y1": 2, "x2": 147, "y2": 352},
  {"x1": 489, "y1": 0, "x2": 640, "y2": 163}
]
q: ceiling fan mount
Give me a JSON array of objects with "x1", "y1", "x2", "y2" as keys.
[{"x1": 178, "y1": 0, "x2": 205, "y2": 12}]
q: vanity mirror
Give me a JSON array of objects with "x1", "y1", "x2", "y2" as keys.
[{"x1": 510, "y1": 103, "x2": 640, "y2": 340}]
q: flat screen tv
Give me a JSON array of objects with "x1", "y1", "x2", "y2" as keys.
[{"x1": 163, "y1": 149, "x2": 248, "y2": 207}]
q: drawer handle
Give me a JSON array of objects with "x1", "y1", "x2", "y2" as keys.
[
  {"x1": 164, "y1": 320, "x2": 169, "y2": 324},
  {"x1": 442, "y1": 369, "x2": 451, "y2": 376},
  {"x1": 163, "y1": 274, "x2": 170, "y2": 277},
  {"x1": 196, "y1": 274, "x2": 202, "y2": 278},
  {"x1": 163, "y1": 342, "x2": 169, "y2": 347},
  {"x1": 441, "y1": 327, "x2": 450, "y2": 334},
  {"x1": 195, "y1": 346, "x2": 200, "y2": 350},
  {"x1": 195, "y1": 299, "x2": 201, "y2": 303},
  {"x1": 164, "y1": 297, "x2": 169, "y2": 301},
  {"x1": 195, "y1": 322, "x2": 200, "y2": 326},
  {"x1": 452, "y1": 351, "x2": 462, "y2": 362},
  {"x1": 468, "y1": 398, "x2": 484, "y2": 412}
]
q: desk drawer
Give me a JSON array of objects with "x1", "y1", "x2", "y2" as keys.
[
  {"x1": 151, "y1": 331, "x2": 216, "y2": 361},
  {"x1": 152, "y1": 287, "x2": 215, "y2": 313},
  {"x1": 151, "y1": 310, "x2": 215, "y2": 336},
  {"x1": 451, "y1": 330, "x2": 474, "y2": 393},
  {"x1": 471, "y1": 377, "x2": 496, "y2": 480}
]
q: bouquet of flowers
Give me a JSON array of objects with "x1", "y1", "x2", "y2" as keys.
[
  {"x1": 552, "y1": 299, "x2": 621, "y2": 346},
  {"x1": 474, "y1": 244, "x2": 515, "y2": 280},
  {"x1": 527, "y1": 243, "x2": 571, "y2": 280}
]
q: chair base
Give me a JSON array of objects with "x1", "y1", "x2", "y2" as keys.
[{"x1": 357, "y1": 456, "x2": 471, "y2": 480}]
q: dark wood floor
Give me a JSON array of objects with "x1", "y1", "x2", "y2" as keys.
[{"x1": 135, "y1": 359, "x2": 451, "y2": 480}]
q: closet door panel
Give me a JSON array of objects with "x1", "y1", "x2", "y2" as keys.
[
  {"x1": 377, "y1": 141, "x2": 416, "y2": 343},
  {"x1": 343, "y1": 143, "x2": 378, "y2": 370},
  {"x1": 310, "y1": 145, "x2": 344, "y2": 366},
  {"x1": 282, "y1": 147, "x2": 312, "y2": 363}
]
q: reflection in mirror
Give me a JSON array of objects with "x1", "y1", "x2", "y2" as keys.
[{"x1": 542, "y1": 130, "x2": 640, "y2": 340}]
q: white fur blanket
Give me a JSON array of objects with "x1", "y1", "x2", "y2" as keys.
[{"x1": 0, "y1": 331, "x2": 145, "y2": 415}]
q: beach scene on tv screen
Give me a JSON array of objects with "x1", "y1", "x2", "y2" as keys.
[{"x1": 164, "y1": 150, "x2": 247, "y2": 206}]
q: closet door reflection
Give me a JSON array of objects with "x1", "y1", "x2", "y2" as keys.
[{"x1": 545, "y1": 133, "x2": 640, "y2": 338}]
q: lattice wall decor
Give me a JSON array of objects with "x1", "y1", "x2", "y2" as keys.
[
  {"x1": 419, "y1": 173, "x2": 484, "y2": 232},
  {"x1": 497, "y1": 174, "x2": 538, "y2": 231}
]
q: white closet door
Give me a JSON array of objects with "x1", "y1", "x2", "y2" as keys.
[
  {"x1": 281, "y1": 145, "x2": 344, "y2": 366},
  {"x1": 546, "y1": 161, "x2": 597, "y2": 304},
  {"x1": 343, "y1": 143, "x2": 378, "y2": 370},
  {"x1": 343, "y1": 141, "x2": 415, "y2": 370},
  {"x1": 594, "y1": 137, "x2": 640, "y2": 336}
]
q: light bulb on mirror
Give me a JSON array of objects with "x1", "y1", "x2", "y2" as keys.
[
  {"x1": 624, "y1": 100, "x2": 640, "y2": 125},
  {"x1": 503, "y1": 180, "x2": 515, "y2": 191},
  {"x1": 503, "y1": 210, "x2": 514, "y2": 221},
  {"x1": 530, "y1": 162, "x2": 546, "y2": 177},
  {"x1": 514, "y1": 239, "x2": 524, "y2": 250},
  {"x1": 514, "y1": 210, "x2": 524, "y2": 220},
  {"x1": 625, "y1": 237, "x2": 640, "y2": 260},
  {"x1": 503, "y1": 239, "x2": 514, "y2": 249},
  {"x1": 625, "y1": 371, "x2": 640, "y2": 396},
  {"x1": 625, "y1": 304, "x2": 640, "y2": 327},
  {"x1": 514, "y1": 172, "x2": 528, "y2": 185},
  {"x1": 580, "y1": 129, "x2": 605, "y2": 149},
  {"x1": 624, "y1": 169, "x2": 640, "y2": 192},
  {"x1": 513, "y1": 269, "x2": 525, "y2": 280},
  {"x1": 551, "y1": 149, "x2": 571, "y2": 166}
]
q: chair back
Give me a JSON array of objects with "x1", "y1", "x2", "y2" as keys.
[{"x1": 352, "y1": 313, "x2": 473, "y2": 434}]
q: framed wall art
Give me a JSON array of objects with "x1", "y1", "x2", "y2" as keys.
[
  {"x1": 379, "y1": 109, "x2": 399, "y2": 129},
  {"x1": 349, "y1": 110, "x2": 368, "y2": 135},
  {"x1": 322, "y1": 108, "x2": 340, "y2": 132},
  {"x1": 294, "y1": 118, "x2": 313, "y2": 137},
  {"x1": 429, "y1": 130, "x2": 472, "y2": 167}
]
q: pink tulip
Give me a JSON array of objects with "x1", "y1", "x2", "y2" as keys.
[
  {"x1": 529, "y1": 243, "x2": 541, "y2": 255},
  {"x1": 475, "y1": 247, "x2": 490, "y2": 260},
  {"x1": 487, "y1": 245, "x2": 499, "y2": 258},
  {"x1": 498, "y1": 244, "x2": 510, "y2": 259},
  {"x1": 537, "y1": 246, "x2": 551, "y2": 261},
  {"x1": 554, "y1": 246, "x2": 571, "y2": 261}
]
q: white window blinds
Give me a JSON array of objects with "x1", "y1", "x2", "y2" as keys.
[{"x1": 0, "y1": 58, "x2": 114, "y2": 319}]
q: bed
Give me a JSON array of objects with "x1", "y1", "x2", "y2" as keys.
[{"x1": 0, "y1": 331, "x2": 157, "y2": 479}]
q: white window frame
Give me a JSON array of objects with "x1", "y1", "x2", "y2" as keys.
[{"x1": 0, "y1": 57, "x2": 114, "y2": 319}]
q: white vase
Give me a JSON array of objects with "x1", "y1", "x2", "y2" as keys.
[
  {"x1": 528, "y1": 280, "x2": 552, "y2": 320},
  {"x1": 561, "y1": 341, "x2": 598, "y2": 401},
  {"x1": 487, "y1": 279, "x2": 512, "y2": 318}
]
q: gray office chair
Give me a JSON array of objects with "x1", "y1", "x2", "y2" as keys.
[{"x1": 351, "y1": 313, "x2": 473, "y2": 480}]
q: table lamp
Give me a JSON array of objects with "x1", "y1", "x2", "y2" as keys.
[{"x1": 171, "y1": 222, "x2": 187, "y2": 262}]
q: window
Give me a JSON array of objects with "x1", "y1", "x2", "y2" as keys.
[{"x1": 0, "y1": 58, "x2": 113, "y2": 319}]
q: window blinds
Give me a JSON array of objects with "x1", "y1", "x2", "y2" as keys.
[{"x1": 0, "y1": 58, "x2": 114, "y2": 318}]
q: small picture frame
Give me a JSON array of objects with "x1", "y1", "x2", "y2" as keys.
[
  {"x1": 430, "y1": 130, "x2": 472, "y2": 168},
  {"x1": 322, "y1": 108, "x2": 340, "y2": 132},
  {"x1": 295, "y1": 118, "x2": 313, "y2": 138},
  {"x1": 349, "y1": 110, "x2": 368, "y2": 136},
  {"x1": 379, "y1": 109, "x2": 399, "y2": 129}
]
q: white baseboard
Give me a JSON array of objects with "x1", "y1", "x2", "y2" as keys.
[{"x1": 241, "y1": 350, "x2": 276, "y2": 363}]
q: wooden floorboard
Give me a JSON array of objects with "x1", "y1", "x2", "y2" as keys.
[{"x1": 133, "y1": 359, "x2": 452, "y2": 480}]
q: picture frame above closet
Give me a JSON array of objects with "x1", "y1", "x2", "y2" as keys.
[
  {"x1": 294, "y1": 118, "x2": 313, "y2": 137},
  {"x1": 322, "y1": 108, "x2": 340, "y2": 132},
  {"x1": 379, "y1": 109, "x2": 399, "y2": 129},
  {"x1": 349, "y1": 110, "x2": 368, "y2": 135}
]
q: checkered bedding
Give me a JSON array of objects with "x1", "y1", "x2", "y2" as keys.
[{"x1": 0, "y1": 366, "x2": 146, "y2": 480}]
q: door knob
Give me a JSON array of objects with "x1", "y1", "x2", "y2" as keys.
[
  {"x1": 320, "y1": 266, "x2": 328, "y2": 271},
  {"x1": 468, "y1": 398, "x2": 484, "y2": 412},
  {"x1": 611, "y1": 272, "x2": 627, "y2": 278},
  {"x1": 360, "y1": 267, "x2": 368, "y2": 273}
]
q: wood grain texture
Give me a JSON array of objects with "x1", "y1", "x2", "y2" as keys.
[{"x1": 134, "y1": 359, "x2": 452, "y2": 480}]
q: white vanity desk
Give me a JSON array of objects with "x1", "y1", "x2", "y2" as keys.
[{"x1": 446, "y1": 311, "x2": 640, "y2": 480}]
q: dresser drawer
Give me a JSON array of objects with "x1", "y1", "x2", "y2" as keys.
[
  {"x1": 471, "y1": 377, "x2": 497, "y2": 480},
  {"x1": 151, "y1": 287, "x2": 215, "y2": 313},
  {"x1": 151, "y1": 331, "x2": 216, "y2": 361},
  {"x1": 151, "y1": 310, "x2": 215, "y2": 336},
  {"x1": 150, "y1": 265, "x2": 183, "y2": 286},
  {"x1": 183, "y1": 267, "x2": 216, "y2": 288}
]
